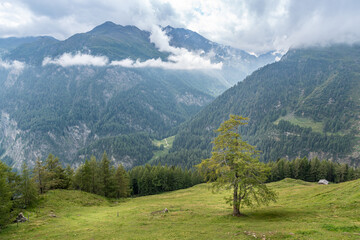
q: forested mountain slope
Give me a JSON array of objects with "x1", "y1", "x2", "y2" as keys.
[
  {"x1": 0, "y1": 22, "x2": 278, "y2": 170},
  {"x1": 158, "y1": 44, "x2": 360, "y2": 168}
]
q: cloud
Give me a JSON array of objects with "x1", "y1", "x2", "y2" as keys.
[
  {"x1": 1, "y1": 0, "x2": 360, "y2": 53},
  {"x1": 42, "y1": 52, "x2": 109, "y2": 67},
  {"x1": 110, "y1": 25, "x2": 222, "y2": 70},
  {"x1": 0, "y1": 59, "x2": 25, "y2": 87},
  {"x1": 41, "y1": 26, "x2": 221, "y2": 70},
  {"x1": 0, "y1": 59, "x2": 25, "y2": 72},
  {"x1": 167, "y1": 0, "x2": 360, "y2": 53},
  {"x1": 110, "y1": 54, "x2": 222, "y2": 70}
]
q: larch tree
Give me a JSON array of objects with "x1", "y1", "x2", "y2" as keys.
[
  {"x1": 19, "y1": 163, "x2": 38, "y2": 207},
  {"x1": 33, "y1": 158, "x2": 46, "y2": 194},
  {"x1": 197, "y1": 115, "x2": 277, "y2": 216}
]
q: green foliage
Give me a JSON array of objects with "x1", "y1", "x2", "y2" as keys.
[
  {"x1": 77, "y1": 133, "x2": 157, "y2": 167},
  {"x1": 99, "y1": 152, "x2": 112, "y2": 197},
  {"x1": 129, "y1": 164, "x2": 203, "y2": 196},
  {"x1": 151, "y1": 149, "x2": 209, "y2": 169},
  {"x1": 197, "y1": 115, "x2": 277, "y2": 216},
  {"x1": 267, "y1": 157, "x2": 360, "y2": 183},
  {"x1": 0, "y1": 161, "x2": 12, "y2": 228},
  {"x1": 18, "y1": 163, "x2": 38, "y2": 208},
  {"x1": 113, "y1": 165, "x2": 131, "y2": 198},
  {"x1": 33, "y1": 158, "x2": 46, "y2": 194},
  {"x1": 44, "y1": 154, "x2": 69, "y2": 190}
]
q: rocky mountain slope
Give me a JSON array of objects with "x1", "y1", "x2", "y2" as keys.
[{"x1": 0, "y1": 22, "x2": 278, "y2": 169}]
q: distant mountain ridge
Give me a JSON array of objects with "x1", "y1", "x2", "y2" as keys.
[{"x1": 0, "y1": 21, "x2": 278, "y2": 170}]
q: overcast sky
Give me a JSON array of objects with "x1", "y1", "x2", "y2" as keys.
[{"x1": 1, "y1": 0, "x2": 360, "y2": 54}]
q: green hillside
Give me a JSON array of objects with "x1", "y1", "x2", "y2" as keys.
[
  {"x1": 1, "y1": 179, "x2": 360, "y2": 239},
  {"x1": 166, "y1": 44, "x2": 360, "y2": 168}
]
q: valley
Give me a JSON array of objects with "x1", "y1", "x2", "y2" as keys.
[{"x1": 0, "y1": 22, "x2": 278, "y2": 170}]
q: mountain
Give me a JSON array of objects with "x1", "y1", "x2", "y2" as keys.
[
  {"x1": 0, "y1": 22, "x2": 277, "y2": 170},
  {"x1": 163, "y1": 26, "x2": 281, "y2": 86},
  {"x1": 0, "y1": 36, "x2": 57, "y2": 55},
  {"x1": 157, "y1": 44, "x2": 360, "y2": 168}
]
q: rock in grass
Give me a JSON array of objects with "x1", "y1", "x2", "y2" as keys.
[
  {"x1": 318, "y1": 179, "x2": 329, "y2": 185},
  {"x1": 15, "y1": 212, "x2": 27, "y2": 222},
  {"x1": 49, "y1": 211, "x2": 57, "y2": 217},
  {"x1": 151, "y1": 208, "x2": 169, "y2": 215}
]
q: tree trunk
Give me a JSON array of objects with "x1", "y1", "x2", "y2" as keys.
[{"x1": 232, "y1": 181, "x2": 241, "y2": 216}]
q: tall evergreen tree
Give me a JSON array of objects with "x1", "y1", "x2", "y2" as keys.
[
  {"x1": 0, "y1": 161, "x2": 12, "y2": 228},
  {"x1": 100, "y1": 152, "x2": 112, "y2": 197},
  {"x1": 19, "y1": 163, "x2": 38, "y2": 207},
  {"x1": 114, "y1": 164, "x2": 130, "y2": 198},
  {"x1": 44, "y1": 154, "x2": 66, "y2": 190},
  {"x1": 64, "y1": 164, "x2": 75, "y2": 189},
  {"x1": 89, "y1": 156, "x2": 100, "y2": 194}
]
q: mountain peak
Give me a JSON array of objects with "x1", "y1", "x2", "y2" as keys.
[
  {"x1": 90, "y1": 21, "x2": 119, "y2": 32},
  {"x1": 100, "y1": 21, "x2": 117, "y2": 27},
  {"x1": 89, "y1": 21, "x2": 145, "y2": 36}
]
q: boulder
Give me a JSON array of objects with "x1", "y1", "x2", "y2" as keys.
[
  {"x1": 318, "y1": 179, "x2": 329, "y2": 185},
  {"x1": 15, "y1": 212, "x2": 27, "y2": 222},
  {"x1": 49, "y1": 211, "x2": 57, "y2": 217}
]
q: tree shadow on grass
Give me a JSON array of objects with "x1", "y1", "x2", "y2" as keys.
[
  {"x1": 244, "y1": 208, "x2": 311, "y2": 222},
  {"x1": 216, "y1": 207, "x2": 311, "y2": 223}
]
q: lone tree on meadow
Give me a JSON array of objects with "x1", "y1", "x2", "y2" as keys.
[{"x1": 197, "y1": 115, "x2": 277, "y2": 216}]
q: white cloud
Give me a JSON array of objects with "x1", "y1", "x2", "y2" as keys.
[
  {"x1": 110, "y1": 54, "x2": 222, "y2": 70},
  {"x1": 0, "y1": 59, "x2": 25, "y2": 72},
  {"x1": 0, "y1": 59, "x2": 26, "y2": 87},
  {"x1": 2, "y1": 0, "x2": 360, "y2": 54},
  {"x1": 110, "y1": 25, "x2": 222, "y2": 70},
  {"x1": 42, "y1": 52, "x2": 109, "y2": 67}
]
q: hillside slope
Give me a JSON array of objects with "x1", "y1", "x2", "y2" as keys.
[
  {"x1": 162, "y1": 44, "x2": 360, "y2": 168},
  {"x1": 1, "y1": 179, "x2": 359, "y2": 239}
]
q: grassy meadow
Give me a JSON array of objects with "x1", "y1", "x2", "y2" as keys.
[
  {"x1": 1, "y1": 178, "x2": 360, "y2": 240},
  {"x1": 150, "y1": 136, "x2": 175, "y2": 161},
  {"x1": 274, "y1": 113, "x2": 324, "y2": 133}
]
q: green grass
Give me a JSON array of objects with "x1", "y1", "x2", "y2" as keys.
[
  {"x1": 150, "y1": 136, "x2": 175, "y2": 162},
  {"x1": 1, "y1": 178, "x2": 360, "y2": 239},
  {"x1": 152, "y1": 136, "x2": 175, "y2": 149},
  {"x1": 274, "y1": 113, "x2": 324, "y2": 133}
]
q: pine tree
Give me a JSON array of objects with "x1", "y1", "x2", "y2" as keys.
[
  {"x1": 99, "y1": 152, "x2": 112, "y2": 197},
  {"x1": 64, "y1": 165, "x2": 75, "y2": 189},
  {"x1": 80, "y1": 159, "x2": 92, "y2": 192},
  {"x1": 114, "y1": 164, "x2": 130, "y2": 198},
  {"x1": 89, "y1": 156, "x2": 100, "y2": 194},
  {"x1": 44, "y1": 154, "x2": 66, "y2": 190},
  {"x1": 309, "y1": 158, "x2": 321, "y2": 181},
  {"x1": 318, "y1": 160, "x2": 328, "y2": 180},
  {"x1": 0, "y1": 161, "x2": 12, "y2": 228}
]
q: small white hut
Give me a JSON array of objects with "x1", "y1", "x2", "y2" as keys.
[{"x1": 318, "y1": 179, "x2": 329, "y2": 185}]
